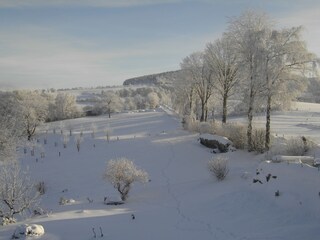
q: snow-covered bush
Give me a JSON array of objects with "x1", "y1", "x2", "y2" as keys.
[
  {"x1": 285, "y1": 136, "x2": 315, "y2": 156},
  {"x1": 182, "y1": 116, "x2": 200, "y2": 132},
  {"x1": 0, "y1": 163, "x2": 40, "y2": 223},
  {"x1": 251, "y1": 128, "x2": 267, "y2": 153},
  {"x1": 208, "y1": 155, "x2": 229, "y2": 181},
  {"x1": 214, "y1": 123, "x2": 247, "y2": 150},
  {"x1": 105, "y1": 125, "x2": 113, "y2": 142},
  {"x1": 35, "y1": 181, "x2": 46, "y2": 195},
  {"x1": 62, "y1": 133, "x2": 69, "y2": 148},
  {"x1": 59, "y1": 197, "x2": 76, "y2": 205},
  {"x1": 199, "y1": 122, "x2": 212, "y2": 134},
  {"x1": 12, "y1": 224, "x2": 45, "y2": 238},
  {"x1": 104, "y1": 158, "x2": 149, "y2": 201},
  {"x1": 75, "y1": 134, "x2": 82, "y2": 152},
  {"x1": 91, "y1": 123, "x2": 97, "y2": 139},
  {"x1": 1, "y1": 217, "x2": 16, "y2": 226}
]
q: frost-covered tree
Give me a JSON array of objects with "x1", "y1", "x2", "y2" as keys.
[
  {"x1": 180, "y1": 52, "x2": 215, "y2": 122},
  {"x1": 134, "y1": 94, "x2": 146, "y2": 110},
  {"x1": 0, "y1": 163, "x2": 40, "y2": 223},
  {"x1": 205, "y1": 36, "x2": 240, "y2": 123},
  {"x1": 174, "y1": 69, "x2": 196, "y2": 118},
  {"x1": 95, "y1": 91, "x2": 122, "y2": 118},
  {"x1": 103, "y1": 158, "x2": 149, "y2": 201},
  {"x1": 226, "y1": 11, "x2": 272, "y2": 151},
  {"x1": 147, "y1": 92, "x2": 160, "y2": 109},
  {"x1": 260, "y1": 26, "x2": 315, "y2": 150},
  {"x1": 0, "y1": 92, "x2": 24, "y2": 162},
  {"x1": 123, "y1": 97, "x2": 137, "y2": 110},
  {"x1": 54, "y1": 93, "x2": 81, "y2": 120},
  {"x1": 15, "y1": 91, "x2": 48, "y2": 141}
]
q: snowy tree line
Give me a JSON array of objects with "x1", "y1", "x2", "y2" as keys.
[
  {"x1": 0, "y1": 90, "x2": 82, "y2": 164},
  {"x1": 84, "y1": 87, "x2": 171, "y2": 117},
  {"x1": 173, "y1": 10, "x2": 319, "y2": 151}
]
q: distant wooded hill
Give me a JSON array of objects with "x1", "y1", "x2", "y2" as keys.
[{"x1": 123, "y1": 70, "x2": 181, "y2": 87}]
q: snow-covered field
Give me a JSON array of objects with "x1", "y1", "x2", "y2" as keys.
[
  {"x1": 231, "y1": 101, "x2": 320, "y2": 143},
  {"x1": 1, "y1": 105, "x2": 320, "y2": 239}
]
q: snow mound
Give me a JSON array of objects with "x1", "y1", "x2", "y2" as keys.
[
  {"x1": 12, "y1": 224, "x2": 45, "y2": 238},
  {"x1": 271, "y1": 155, "x2": 314, "y2": 165}
]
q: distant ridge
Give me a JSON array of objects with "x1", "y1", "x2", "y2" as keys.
[{"x1": 123, "y1": 70, "x2": 181, "y2": 87}]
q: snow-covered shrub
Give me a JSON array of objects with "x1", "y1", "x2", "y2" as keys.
[
  {"x1": 1, "y1": 217, "x2": 16, "y2": 226},
  {"x1": 105, "y1": 125, "x2": 113, "y2": 142},
  {"x1": 104, "y1": 158, "x2": 149, "y2": 201},
  {"x1": 0, "y1": 163, "x2": 40, "y2": 222},
  {"x1": 59, "y1": 197, "x2": 76, "y2": 205},
  {"x1": 208, "y1": 155, "x2": 229, "y2": 181},
  {"x1": 75, "y1": 134, "x2": 82, "y2": 152},
  {"x1": 91, "y1": 123, "x2": 97, "y2": 139},
  {"x1": 62, "y1": 133, "x2": 69, "y2": 148},
  {"x1": 214, "y1": 123, "x2": 247, "y2": 149},
  {"x1": 35, "y1": 181, "x2": 46, "y2": 195},
  {"x1": 182, "y1": 116, "x2": 200, "y2": 132},
  {"x1": 12, "y1": 224, "x2": 45, "y2": 238},
  {"x1": 199, "y1": 122, "x2": 211, "y2": 134},
  {"x1": 251, "y1": 128, "x2": 267, "y2": 153},
  {"x1": 285, "y1": 136, "x2": 315, "y2": 156}
]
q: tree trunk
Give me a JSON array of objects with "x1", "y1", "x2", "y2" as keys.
[
  {"x1": 265, "y1": 94, "x2": 271, "y2": 151},
  {"x1": 189, "y1": 88, "x2": 194, "y2": 116},
  {"x1": 205, "y1": 104, "x2": 208, "y2": 122},
  {"x1": 222, "y1": 93, "x2": 228, "y2": 123},
  {"x1": 265, "y1": 58, "x2": 271, "y2": 151},
  {"x1": 247, "y1": 89, "x2": 254, "y2": 151},
  {"x1": 200, "y1": 102, "x2": 206, "y2": 122}
]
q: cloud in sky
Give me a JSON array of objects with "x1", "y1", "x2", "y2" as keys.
[
  {"x1": 0, "y1": 24, "x2": 215, "y2": 89},
  {"x1": 0, "y1": 0, "x2": 319, "y2": 89},
  {"x1": 0, "y1": 28, "x2": 152, "y2": 89},
  {"x1": 0, "y1": 0, "x2": 180, "y2": 8}
]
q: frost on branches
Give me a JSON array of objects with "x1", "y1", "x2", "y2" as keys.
[
  {"x1": 0, "y1": 163, "x2": 40, "y2": 224},
  {"x1": 208, "y1": 155, "x2": 229, "y2": 181},
  {"x1": 104, "y1": 158, "x2": 149, "y2": 201}
]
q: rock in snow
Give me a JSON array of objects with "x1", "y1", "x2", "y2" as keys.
[
  {"x1": 199, "y1": 134, "x2": 234, "y2": 153},
  {"x1": 12, "y1": 224, "x2": 45, "y2": 238}
]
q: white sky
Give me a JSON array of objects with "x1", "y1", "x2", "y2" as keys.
[{"x1": 0, "y1": 0, "x2": 319, "y2": 90}]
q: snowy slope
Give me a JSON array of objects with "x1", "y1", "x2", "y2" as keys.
[{"x1": 1, "y1": 108, "x2": 320, "y2": 239}]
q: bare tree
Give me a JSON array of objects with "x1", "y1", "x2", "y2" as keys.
[
  {"x1": 0, "y1": 163, "x2": 40, "y2": 223},
  {"x1": 101, "y1": 91, "x2": 122, "y2": 118},
  {"x1": 180, "y1": 52, "x2": 215, "y2": 122},
  {"x1": 174, "y1": 69, "x2": 196, "y2": 119},
  {"x1": 103, "y1": 158, "x2": 149, "y2": 201},
  {"x1": 205, "y1": 36, "x2": 240, "y2": 123}
]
